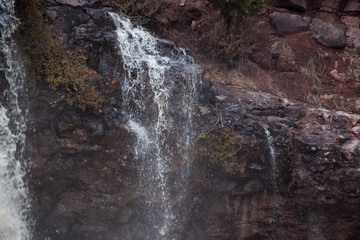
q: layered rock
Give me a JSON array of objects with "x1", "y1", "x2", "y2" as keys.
[{"x1": 188, "y1": 84, "x2": 360, "y2": 240}]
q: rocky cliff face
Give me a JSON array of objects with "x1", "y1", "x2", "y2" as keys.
[
  {"x1": 190, "y1": 84, "x2": 360, "y2": 239},
  {"x1": 22, "y1": 0, "x2": 360, "y2": 239}
]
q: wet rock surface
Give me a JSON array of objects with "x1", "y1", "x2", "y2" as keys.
[
  {"x1": 189, "y1": 84, "x2": 360, "y2": 240},
  {"x1": 23, "y1": 1, "x2": 360, "y2": 240}
]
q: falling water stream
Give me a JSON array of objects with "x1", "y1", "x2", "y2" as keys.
[
  {"x1": 110, "y1": 13, "x2": 201, "y2": 240},
  {"x1": 0, "y1": 0, "x2": 31, "y2": 239},
  {"x1": 262, "y1": 124, "x2": 278, "y2": 187}
]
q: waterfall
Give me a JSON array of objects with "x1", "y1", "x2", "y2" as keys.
[
  {"x1": 109, "y1": 13, "x2": 201, "y2": 239},
  {"x1": 261, "y1": 124, "x2": 278, "y2": 187},
  {"x1": 0, "y1": 0, "x2": 31, "y2": 239}
]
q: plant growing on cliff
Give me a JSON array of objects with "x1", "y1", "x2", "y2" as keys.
[
  {"x1": 193, "y1": 128, "x2": 246, "y2": 174},
  {"x1": 15, "y1": 0, "x2": 103, "y2": 110},
  {"x1": 112, "y1": 0, "x2": 162, "y2": 25}
]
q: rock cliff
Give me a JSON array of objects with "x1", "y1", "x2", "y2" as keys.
[{"x1": 17, "y1": 0, "x2": 360, "y2": 239}]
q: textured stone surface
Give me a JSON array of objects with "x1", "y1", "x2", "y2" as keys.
[
  {"x1": 344, "y1": 0, "x2": 360, "y2": 12},
  {"x1": 270, "y1": 12, "x2": 310, "y2": 34},
  {"x1": 346, "y1": 27, "x2": 360, "y2": 48},
  {"x1": 310, "y1": 18, "x2": 347, "y2": 48},
  {"x1": 341, "y1": 16, "x2": 360, "y2": 28}
]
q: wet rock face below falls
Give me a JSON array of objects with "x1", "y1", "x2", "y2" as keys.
[
  {"x1": 192, "y1": 85, "x2": 360, "y2": 239},
  {"x1": 27, "y1": 1, "x2": 360, "y2": 240}
]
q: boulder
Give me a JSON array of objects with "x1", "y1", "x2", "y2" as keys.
[
  {"x1": 344, "y1": 0, "x2": 360, "y2": 12},
  {"x1": 341, "y1": 16, "x2": 360, "y2": 28},
  {"x1": 346, "y1": 27, "x2": 360, "y2": 48},
  {"x1": 310, "y1": 18, "x2": 347, "y2": 48},
  {"x1": 269, "y1": 12, "x2": 310, "y2": 34},
  {"x1": 270, "y1": 41, "x2": 296, "y2": 72}
]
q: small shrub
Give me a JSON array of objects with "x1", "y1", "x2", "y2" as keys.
[
  {"x1": 15, "y1": 0, "x2": 103, "y2": 110},
  {"x1": 210, "y1": 0, "x2": 270, "y2": 17},
  {"x1": 193, "y1": 128, "x2": 246, "y2": 174},
  {"x1": 208, "y1": 17, "x2": 256, "y2": 67}
]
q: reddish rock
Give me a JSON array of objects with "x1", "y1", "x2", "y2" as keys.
[
  {"x1": 344, "y1": 0, "x2": 360, "y2": 12},
  {"x1": 321, "y1": 0, "x2": 345, "y2": 11},
  {"x1": 341, "y1": 16, "x2": 360, "y2": 27},
  {"x1": 346, "y1": 27, "x2": 360, "y2": 48}
]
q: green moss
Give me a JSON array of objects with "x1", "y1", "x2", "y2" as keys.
[
  {"x1": 193, "y1": 128, "x2": 246, "y2": 174},
  {"x1": 15, "y1": 0, "x2": 103, "y2": 110}
]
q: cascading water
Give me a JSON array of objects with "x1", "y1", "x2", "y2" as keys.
[
  {"x1": 0, "y1": 1, "x2": 31, "y2": 239},
  {"x1": 109, "y1": 13, "x2": 201, "y2": 239}
]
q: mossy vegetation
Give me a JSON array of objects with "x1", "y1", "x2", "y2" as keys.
[
  {"x1": 15, "y1": 0, "x2": 103, "y2": 110},
  {"x1": 193, "y1": 128, "x2": 246, "y2": 174}
]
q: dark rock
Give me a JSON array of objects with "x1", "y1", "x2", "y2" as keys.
[
  {"x1": 274, "y1": 0, "x2": 307, "y2": 11},
  {"x1": 269, "y1": 12, "x2": 310, "y2": 34},
  {"x1": 199, "y1": 78, "x2": 215, "y2": 105},
  {"x1": 190, "y1": 84, "x2": 360, "y2": 239},
  {"x1": 310, "y1": 18, "x2": 347, "y2": 48}
]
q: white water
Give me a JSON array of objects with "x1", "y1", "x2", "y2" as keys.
[
  {"x1": 262, "y1": 124, "x2": 278, "y2": 187},
  {"x1": 0, "y1": 0, "x2": 31, "y2": 239},
  {"x1": 110, "y1": 12, "x2": 200, "y2": 239}
]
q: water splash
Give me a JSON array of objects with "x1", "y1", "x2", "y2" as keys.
[
  {"x1": 110, "y1": 12, "x2": 201, "y2": 239},
  {"x1": 0, "y1": 0, "x2": 31, "y2": 239}
]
